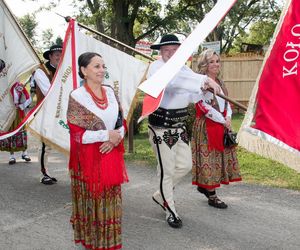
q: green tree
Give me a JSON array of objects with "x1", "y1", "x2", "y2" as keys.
[
  {"x1": 41, "y1": 28, "x2": 54, "y2": 49},
  {"x1": 74, "y1": 0, "x2": 208, "y2": 46},
  {"x1": 26, "y1": 0, "x2": 282, "y2": 53},
  {"x1": 55, "y1": 36, "x2": 63, "y2": 46},
  {"x1": 180, "y1": 0, "x2": 282, "y2": 53},
  {"x1": 18, "y1": 14, "x2": 38, "y2": 46}
]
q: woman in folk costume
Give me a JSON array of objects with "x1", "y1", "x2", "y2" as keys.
[
  {"x1": 67, "y1": 52, "x2": 128, "y2": 250},
  {"x1": 0, "y1": 81, "x2": 32, "y2": 164},
  {"x1": 191, "y1": 49, "x2": 242, "y2": 209}
]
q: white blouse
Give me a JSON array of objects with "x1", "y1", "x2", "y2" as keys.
[{"x1": 71, "y1": 85, "x2": 125, "y2": 144}]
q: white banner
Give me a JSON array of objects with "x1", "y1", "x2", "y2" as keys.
[
  {"x1": 138, "y1": 0, "x2": 237, "y2": 98},
  {"x1": 0, "y1": 0, "x2": 40, "y2": 131},
  {"x1": 29, "y1": 20, "x2": 147, "y2": 154},
  {"x1": 75, "y1": 29, "x2": 148, "y2": 119}
]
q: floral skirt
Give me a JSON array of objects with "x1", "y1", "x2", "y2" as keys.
[
  {"x1": 70, "y1": 170, "x2": 122, "y2": 250},
  {"x1": 191, "y1": 117, "x2": 242, "y2": 189},
  {"x1": 0, "y1": 111, "x2": 27, "y2": 152}
]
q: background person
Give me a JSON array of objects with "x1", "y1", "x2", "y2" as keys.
[
  {"x1": 32, "y1": 44, "x2": 62, "y2": 185},
  {"x1": 0, "y1": 82, "x2": 32, "y2": 164},
  {"x1": 67, "y1": 52, "x2": 128, "y2": 250},
  {"x1": 191, "y1": 49, "x2": 242, "y2": 209}
]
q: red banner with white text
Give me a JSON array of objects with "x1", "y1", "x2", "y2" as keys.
[{"x1": 238, "y1": 0, "x2": 300, "y2": 172}]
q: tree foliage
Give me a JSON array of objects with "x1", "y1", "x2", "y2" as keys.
[
  {"x1": 24, "y1": 0, "x2": 282, "y2": 53},
  {"x1": 41, "y1": 28, "x2": 54, "y2": 50},
  {"x1": 72, "y1": 0, "x2": 281, "y2": 53},
  {"x1": 179, "y1": 0, "x2": 282, "y2": 53},
  {"x1": 18, "y1": 14, "x2": 38, "y2": 46}
]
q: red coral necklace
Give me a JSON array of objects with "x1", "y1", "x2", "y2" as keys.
[{"x1": 84, "y1": 83, "x2": 108, "y2": 110}]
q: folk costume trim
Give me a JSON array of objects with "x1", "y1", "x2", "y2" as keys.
[
  {"x1": 162, "y1": 129, "x2": 179, "y2": 149},
  {"x1": 195, "y1": 79, "x2": 229, "y2": 152}
]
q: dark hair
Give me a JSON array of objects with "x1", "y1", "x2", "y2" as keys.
[
  {"x1": 0, "y1": 59, "x2": 6, "y2": 72},
  {"x1": 78, "y1": 52, "x2": 102, "y2": 79}
]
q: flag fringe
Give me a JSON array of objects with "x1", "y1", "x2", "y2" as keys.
[
  {"x1": 238, "y1": 130, "x2": 300, "y2": 173},
  {"x1": 28, "y1": 127, "x2": 69, "y2": 156}
]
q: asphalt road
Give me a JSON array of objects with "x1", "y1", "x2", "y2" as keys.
[{"x1": 0, "y1": 134, "x2": 300, "y2": 250}]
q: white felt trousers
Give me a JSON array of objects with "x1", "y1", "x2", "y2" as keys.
[{"x1": 149, "y1": 126, "x2": 192, "y2": 217}]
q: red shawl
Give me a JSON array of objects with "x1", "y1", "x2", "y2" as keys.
[{"x1": 67, "y1": 95, "x2": 128, "y2": 196}]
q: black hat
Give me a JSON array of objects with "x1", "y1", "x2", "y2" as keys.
[
  {"x1": 43, "y1": 44, "x2": 63, "y2": 60},
  {"x1": 150, "y1": 34, "x2": 181, "y2": 50}
]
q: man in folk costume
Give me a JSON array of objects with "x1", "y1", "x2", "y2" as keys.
[
  {"x1": 145, "y1": 34, "x2": 222, "y2": 228},
  {"x1": 32, "y1": 44, "x2": 62, "y2": 185}
]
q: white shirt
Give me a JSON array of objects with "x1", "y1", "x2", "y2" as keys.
[
  {"x1": 33, "y1": 68, "x2": 51, "y2": 96},
  {"x1": 147, "y1": 59, "x2": 208, "y2": 109},
  {"x1": 71, "y1": 86, "x2": 125, "y2": 144},
  {"x1": 147, "y1": 59, "x2": 227, "y2": 124}
]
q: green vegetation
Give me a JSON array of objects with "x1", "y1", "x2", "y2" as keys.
[{"x1": 124, "y1": 113, "x2": 300, "y2": 191}]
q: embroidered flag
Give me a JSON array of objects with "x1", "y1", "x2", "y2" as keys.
[
  {"x1": 29, "y1": 20, "x2": 147, "y2": 153},
  {"x1": 238, "y1": 0, "x2": 300, "y2": 172},
  {"x1": 0, "y1": 0, "x2": 39, "y2": 133}
]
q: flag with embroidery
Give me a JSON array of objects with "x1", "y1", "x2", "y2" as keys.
[
  {"x1": 0, "y1": 0, "x2": 39, "y2": 134},
  {"x1": 29, "y1": 20, "x2": 147, "y2": 153}
]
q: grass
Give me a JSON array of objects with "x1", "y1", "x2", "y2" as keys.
[{"x1": 124, "y1": 114, "x2": 300, "y2": 191}]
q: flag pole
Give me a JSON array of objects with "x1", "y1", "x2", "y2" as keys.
[
  {"x1": 207, "y1": 90, "x2": 247, "y2": 111},
  {"x1": 62, "y1": 15, "x2": 153, "y2": 61},
  {"x1": 61, "y1": 15, "x2": 247, "y2": 111}
]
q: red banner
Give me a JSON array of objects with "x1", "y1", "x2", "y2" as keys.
[{"x1": 253, "y1": 0, "x2": 300, "y2": 151}]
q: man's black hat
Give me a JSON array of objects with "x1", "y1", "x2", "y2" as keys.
[
  {"x1": 43, "y1": 44, "x2": 63, "y2": 60},
  {"x1": 150, "y1": 34, "x2": 181, "y2": 50}
]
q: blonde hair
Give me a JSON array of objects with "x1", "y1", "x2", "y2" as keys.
[{"x1": 197, "y1": 49, "x2": 220, "y2": 74}]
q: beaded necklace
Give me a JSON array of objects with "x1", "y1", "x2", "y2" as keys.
[{"x1": 84, "y1": 83, "x2": 108, "y2": 110}]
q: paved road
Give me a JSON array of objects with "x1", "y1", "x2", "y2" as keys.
[{"x1": 0, "y1": 134, "x2": 300, "y2": 250}]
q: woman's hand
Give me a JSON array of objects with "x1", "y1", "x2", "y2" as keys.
[
  {"x1": 224, "y1": 117, "x2": 231, "y2": 130},
  {"x1": 99, "y1": 141, "x2": 114, "y2": 154},
  {"x1": 108, "y1": 130, "x2": 122, "y2": 146},
  {"x1": 203, "y1": 77, "x2": 222, "y2": 95}
]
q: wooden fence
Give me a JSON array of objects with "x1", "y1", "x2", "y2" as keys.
[{"x1": 192, "y1": 53, "x2": 264, "y2": 112}]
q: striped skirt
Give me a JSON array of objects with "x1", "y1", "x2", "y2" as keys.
[{"x1": 70, "y1": 170, "x2": 123, "y2": 250}]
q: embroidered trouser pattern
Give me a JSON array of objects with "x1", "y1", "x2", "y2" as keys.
[{"x1": 149, "y1": 126, "x2": 191, "y2": 216}]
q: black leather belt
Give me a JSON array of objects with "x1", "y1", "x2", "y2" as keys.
[{"x1": 148, "y1": 107, "x2": 188, "y2": 128}]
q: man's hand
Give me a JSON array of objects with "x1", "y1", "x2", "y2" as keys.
[{"x1": 204, "y1": 77, "x2": 222, "y2": 95}]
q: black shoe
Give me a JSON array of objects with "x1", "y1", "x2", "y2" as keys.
[
  {"x1": 9, "y1": 158, "x2": 16, "y2": 165},
  {"x1": 21, "y1": 154, "x2": 31, "y2": 162},
  {"x1": 152, "y1": 196, "x2": 166, "y2": 211},
  {"x1": 167, "y1": 214, "x2": 182, "y2": 228},
  {"x1": 197, "y1": 186, "x2": 210, "y2": 198},
  {"x1": 208, "y1": 197, "x2": 228, "y2": 209},
  {"x1": 41, "y1": 174, "x2": 57, "y2": 185}
]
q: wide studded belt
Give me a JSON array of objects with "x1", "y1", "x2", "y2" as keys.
[{"x1": 148, "y1": 107, "x2": 188, "y2": 128}]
